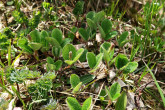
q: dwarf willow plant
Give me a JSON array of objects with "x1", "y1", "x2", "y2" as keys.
[
  {"x1": 100, "y1": 42, "x2": 114, "y2": 68},
  {"x1": 70, "y1": 74, "x2": 82, "y2": 93},
  {"x1": 17, "y1": 37, "x2": 33, "y2": 54},
  {"x1": 115, "y1": 91, "x2": 127, "y2": 110},
  {"x1": 98, "y1": 18, "x2": 118, "y2": 40},
  {"x1": 78, "y1": 27, "x2": 90, "y2": 41},
  {"x1": 78, "y1": 11, "x2": 105, "y2": 41},
  {"x1": 86, "y1": 52, "x2": 103, "y2": 73},
  {"x1": 52, "y1": 46, "x2": 61, "y2": 58},
  {"x1": 115, "y1": 54, "x2": 138, "y2": 74},
  {"x1": 17, "y1": 28, "x2": 71, "y2": 56},
  {"x1": 66, "y1": 97, "x2": 92, "y2": 110},
  {"x1": 46, "y1": 57, "x2": 62, "y2": 71},
  {"x1": 17, "y1": 30, "x2": 50, "y2": 54},
  {"x1": 104, "y1": 83, "x2": 127, "y2": 110},
  {"x1": 117, "y1": 31, "x2": 129, "y2": 48},
  {"x1": 105, "y1": 82, "x2": 121, "y2": 101},
  {"x1": 62, "y1": 44, "x2": 84, "y2": 65},
  {"x1": 46, "y1": 28, "x2": 71, "y2": 48}
]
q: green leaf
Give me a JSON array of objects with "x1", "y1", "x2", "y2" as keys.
[
  {"x1": 82, "y1": 97, "x2": 92, "y2": 110},
  {"x1": 65, "y1": 60, "x2": 75, "y2": 65},
  {"x1": 73, "y1": 48, "x2": 84, "y2": 62},
  {"x1": 46, "y1": 64, "x2": 56, "y2": 71},
  {"x1": 45, "y1": 37, "x2": 61, "y2": 48},
  {"x1": 102, "y1": 48, "x2": 111, "y2": 63},
  {"x1": 115, "y1": 92, "x2": 127, "y2": 110},
  {"x1": 66, "y1": 97, "x2": 81, "y2": 110},
  {"x1": 73, "y1": 1, "x2": 84, "y2": 16},
  {"x1": 52, "y1": 46, "x2": 61, "y2": 57},
  {"x1": 98, "y1": 25, "x2": 106, "y2": 39},
  {"x1": 105, "y1": 31, "x2": 118, "y2": 40},
  {"x1": 7, "y1": 1, "x2": 14, "y2": 5},
  {"x1": 62, "y1": 44, "x2": 76, "y2": 60},
  {"x1": 86, "y1": 11, "x2": 95, "y2": 20},
  {"x1": 95, "y1": 53, "x2": 103, "y2": 68},
  {"x1": 80, "y1": 74, "x2": 95, "y2": 84},
  {"x1": 40, "y1": 30, "x2": 49, "y2": 46},
  {"x1": 29, "y1": 42, "x2": 42, "y2": 51},
  {"x1": 46, "y1": 57, "x2": 54, "y2": 64},
  {"x1": 94, "y1": 11, "x2": 105, "y2": 23},
  {"x1": 54, "y1": 60, "x2": 62, "y2": 71},
  {"x1": 21, "y1": 46, "x2": 33, "y2": 54},
  {"x1": 70, "y1": 74, "x2": 80, "y2": 88},
  {"x1": 109, "y1": 48, "x2": 114, "y2": 61},
  {"x1": 65, "y1": 48, "x2": 84, "y2": 65},
  {"x1": 89, "y1": 53, "x2": 103, "y2": 73},
  {"x1": 30, "y1": 30, "x2": 41, "y2": 43},
  {"x1": 87, "y1": 52, "x2": 96, "y2": 69},
  {"x1": 86, "y1": 18, "x2": 97, "y2": 30},
  {"x1": 61, "y1": 38, "x2": 71, "y2": 47},
  {"x1": 100, "y1": 42, "x2": 111, "y2": 53},
  {"x1": 17, "y1": 38, "x2": 33, "y2": 54},
  {"x1": 17, "y1": 37, "x2": 28, "y2": 46},
  {"x1": 123, "y1": 62, "x2": 138, "y2": 74},
  {"x1": 130, "y1": 45, "x2": 140, "y2": 61},
  {"x1": 100, "y1": 42, "x2": 112, "y2": 63},
  {"x1": 101, "y1": 19, "x2": 112, "y2": 34},
  {"x1": 41, "y1": 30, "x2": 49, "y2": 38},
  {"x1": 118, "y1": 31, "x2": 129, "y2": 47},
  {"x1": 72, "y1": 82, "x2": 82, "y2": 93},
  {"x1": 109, "y1": 82, "x2": 121, "y2": 101},
  {"x1": 79, "y1": 49, "x2": 88, "y2": 62},
  {"x1": 41, "y1": 47, "x2": 50, "y2": 53},
  {"x1": 78, "y1": 28, "x2": 89, "y2": 41},
  {"x1": 115, "y1": 54, "x2": 129, "y2": 69},
  {"x1": 51, "y1": 28, "x2": 63, "y2": 44}
]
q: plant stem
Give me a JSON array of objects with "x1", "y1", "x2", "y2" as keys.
[
  {"x1": 16, "y1": 82, "x2": 20, "y2": 93},
  {"x1": 81, "y1": 79, "x2": 97, "y2": 92}
]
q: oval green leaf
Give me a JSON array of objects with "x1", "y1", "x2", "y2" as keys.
[
  {"x1": 115, "y1": 54, "x2": 129, "y2": 69},
  {"x1": 62, "y1": 44, "x2": 76, "y2": 60},
  {"x1": 29, "y1": 42, "x2": 42, "y2": 51},
  {"x1": 118, "y1": 31, "x2": 129, "y2": 47},
  {"x1": 109, "y1": 82, "x2": 121, "y2": 101},
  {"x1": 54, "y1": 60, "x2": 63, "y2": 71},
  {"x1": 87, "y1": 52, "x2": 96, "y2": 69},
  {"x1": 80, "y1": 74, "x2": 95, "y2": 84},
  {"x1": 30, "y1": 30, "x2": 41, "y2": 43},
  {"x1": 70, "y1": 74, "x2": 80, "y2": 88},
  {"x1": 72, "y1": 82, "x2": 82, "y2": 93},
  {"x1": 123, "y1": 62, "x2": 138, "y2": 74},
  {"x1": 105, "y1": 31, "x2": 118, "y2": 40},
  {"x1": 101, "y1": 19, "x2": 112, "y2": 34},
  {"x1": 66, "y1": 97, "x2": 81, "y2": 110},
  {"x1": 82, "y1": 97, "x2": 92, "y2": 110},
  {"x1": 115, "y1": 92, "x2": 127, "y2": 110},
  {"x1": 51, "y1": 28, "x2": 63, "y2": 44},
  {"x1": 86, "y1": 18, "x2": 97, "y2": 30},
  {"x1": 78, "y1": 28, "x2": 89, "y2": 41}
]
